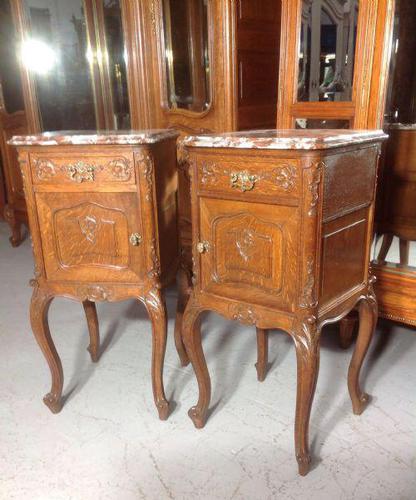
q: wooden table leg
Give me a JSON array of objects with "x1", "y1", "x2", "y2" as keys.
[
  {"x1": 30, "y1": 285, "x2": 63, "y2": 414},
  {"x1": 348, "y1": 292, "x2": 377, "y2": 415},
  {"x1": 377, "y1": 233, "x2": 393, "y2": 261},
  {"x1": 339, "y1": 312, "x2": 358, "y2": 349},
  {"x1": 292, "y1": 319, "x2": 320, "y2": 476},
  {"x1": 143, "y1": 289, "x2": 170, "y2": 421},
  {"x1": 183, "y1": 296, "x2": 210, "y2": 429},
  {"x1": 174, "y1": 266, "x2": 192, "y2": 366},
  {"x1": 399, "y1": 239, "x2": 410, "y2": 266},
  {"x1": 255, "y1": 328, "x2": 269, "y2": 382},
  {"x1": 83, "y1": 300, "x2": 100, "y2": 362}
]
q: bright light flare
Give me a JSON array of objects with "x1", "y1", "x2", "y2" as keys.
[{"x1": 21, "y1": 39, "x2": 57, "y2": 74}]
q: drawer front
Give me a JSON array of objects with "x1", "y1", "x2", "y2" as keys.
[
  {"x1": 197, "y1": 197, "x2": 299, "y2": 312},
  {"x1": 35, "y1": 192, "x2": 144, "y2": 282},
  {"x1": 196, "y1": 154, "x2": 300, "y2": 200},
  {"x1": 30, "y1": 151, "x2": 135, "y2": 186}
]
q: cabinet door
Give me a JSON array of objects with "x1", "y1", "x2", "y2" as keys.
[
  {"x1": 198, "y1": 197, "x2": 299, "y2": 312},
  {"x1": 35, "y1": 192, "x2": 144, "y2": 283}
]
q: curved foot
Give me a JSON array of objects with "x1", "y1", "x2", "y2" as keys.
[
  {"x1": 83, "y1": 301, "x2": 100, "y2": 362},
  {"x1": 30, "y1": 286, "x2": 63, "y2": 414},
  {"x1": 183, "y1": 296, "x2": 210, "y2": 428},
  {"x1": 43, "y1": 392, "x2": 63, "y2": 414},
  {"x1": 156, "y1": 399, "x2": 170, "y2": 421},
  {"x1": 188, "y1": 406, "x2": 206, "y2": 429},
  {"x1": 348, "y1": 289, "x2": 377, "y2": 416},
  {"x1": 142, "y1": 289, "x2": 169, "y2": 420},
  {"x1": 174, "y1": 266, "x2": 192, "y2": 366},
  {"x1": 255, "y1": 328, "x2": 268, "y2": 382},
  {"x1": 352, "y1": 393, "x2": 371, "y2": 415},
  {"x1": 297, "y1": 453, "x2": 311, "y2": 476}
]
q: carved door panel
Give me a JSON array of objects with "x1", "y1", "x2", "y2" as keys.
[
  {"x1": 198, "y1": 197, "x2": 299, "y2": 311},
  {"x1": 35, "y1": 192, "x2": 144, "y2": 282}
]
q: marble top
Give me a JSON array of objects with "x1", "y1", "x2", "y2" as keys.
[
  {"x1": 182, "y1": 129, "x2": 388, "y2": 150},
  {"x1": 388, "y1": 123, "x2": 416, "y2": 130},
  {"x1": 8, "y1": 129, "x2": 179, "y2": 147}
]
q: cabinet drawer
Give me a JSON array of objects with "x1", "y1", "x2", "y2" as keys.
[
  {"x1": 30, "y1": 151, "x2": 135, "y2": 186},
  {"x1": 35, "y1": 192, "x2": 144, "y2": 283},
  {"x1": 196, "y1": 154, "x2": 300, "y2": 200}
]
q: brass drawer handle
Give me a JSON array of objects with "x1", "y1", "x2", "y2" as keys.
[
  {"x1": 230, "y1": 170, "x2": 258, "y2": 192},
  {"x1": 129, "y1": 233, "x2": 142, "y2": 246},
  {"x1": 197, "y1": 241, "x2": 210, "y2": 254},
  {"x1": 66, "y1": 161, "x2": 96, "y2": 183}
]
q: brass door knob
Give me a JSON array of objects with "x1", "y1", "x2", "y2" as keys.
[
  {"x1": 129, "y1": 233, "x2": 142, "y2": 246},
  {"x1": 196, "y1": 241, "x2": 210, "y2": 254}
]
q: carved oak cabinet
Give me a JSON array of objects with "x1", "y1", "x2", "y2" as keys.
[
  {"x1": 9, "y1": 130, "x2": 179, "y2": 420},
  {"x1": 181, "y1": 129, "x2": 387, "y2": 475}
]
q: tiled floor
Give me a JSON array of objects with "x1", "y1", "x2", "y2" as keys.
[{"x1": 0, "y1": 221, "x2": 415, "y2": 500}]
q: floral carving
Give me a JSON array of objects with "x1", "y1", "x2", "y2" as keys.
[
  {"x1": 148, "y1": 238, "x2": 161, "y2": 282},
  {"x1": 79, "y1": 215, "x2": 99, "y2": 244},
  {"x1": 229, "y1": 304, "x2": 258, "y2": 325},
  {"x1": 200, "y1": 162, "x2": 220, "y2": 185},
  {"x1": 137, "y1": 151, "x2": 154, "y2": 202},
  {"x1": 299, "y1": 257, "x2": 317, "y2": 309},
  {"x1": 273, "y1": 164, "x2": 297, "y2": 191},
  {"x1": 108, "y1": 158, "x2": 132, "y2": 181},
  {"x1": 77, "y1": 285, "x2": 111, "y2": 302},
  {"x1": 308, "y1": 161, "x2": 324, "y2": 216},
  {"x1": 35, "y1": 159, "x2": 57, "y2": 180},
  {"x1": 235, "y1": 228, "x2": 256, "y2": 262}
]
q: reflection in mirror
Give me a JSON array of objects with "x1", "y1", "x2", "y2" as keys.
[
  {"x1": 163, "y1": 0, "x2": 211, "y2": 112},
  {"x1": 295, "y1": 118, "x2": 350, "y2": 129},
  {"x1": 298, "y1": 0, "x2": 358, "y2": 102},
  {"x1": 373, "y1": 125, "x2": 416, "y2": 271},
  {"x1": 102, "y1": 0, "x2": 131, "y2": 129},
  {"x1": 23, "y1": 0, "x2": 98, "y2": 130},
  {"x1": 0, "y1": 0, "x2": 25, "y2": 114}
]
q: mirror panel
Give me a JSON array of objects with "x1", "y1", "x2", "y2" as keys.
[
  {"x1": 298, "y1": 0, "x2": 358, "y2": 102},
  {"x1": 102, "y1": 0, "x2": 130, "y2": 129},
  {"x1": 23, "y1": 0, "x2": 98, "y2": 130},
  {"x1": 162, "y1": 0, "x2": 211, "y2": 112},
  {"x1": 0, "y1": 0, "x2": 25, "y2": 114}
]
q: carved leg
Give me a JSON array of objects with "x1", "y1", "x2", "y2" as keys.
[
  {"x1": 399, "y1": 239, "x2": 410, "y2": 266},
  {"x1": 82, "y1": 300, "x2": 100, "y2": 362},
  {"x1": 339, "y1": 312, "x2": 358, "y2": 349},
  {"x1": 292, "y1": 320, "x2": 320, "y2": 476},
  {"x1": 30, "y1": 286, "x2": 63, "y2": 414},
  {"x1": 174, "y1": 266, "x2": 192, "y2": 366},
  {"x1": 4, "y1": 205, "x2": 23, "y2": 247},
  {"x1": 255, "y1": 328, "x2": 269, "y2": 382},
  {"x1": 182, "y1": 296, "x2": 210, "y2": 429},
  {"x1": 143, "y1": 289, "x2": 169, "y2": 420},
  {"x1": 377, "y1": 233, "x2": 393, "y2": 261},
  {"x1": 348, "y1": 294, "x2": 377, "y2": 415}
]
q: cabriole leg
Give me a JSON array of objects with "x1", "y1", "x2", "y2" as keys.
[
  {"x1": 83, "y1": 300, "x2": 100, "y2": 362},
  {"x1": 30, "y1": 286, "x2": 63, "y2": 414},
  {"x1": 348, "y1": 293, "x2": 377, "y2": 415},
  {"x1": 292, "y1": 320, "x2": 320, "y2": 476},
  {"x1": 174, "y1": 265, "x2": 192, "y2": 366},
  {"x1": 182, "y1": 296, "x2": 210, "y2": 429},
  {"x1": 143, "y1": 289, "x2": 169, "y2": 420},
  {"x1": 4, "y1": 205, "x2": 23, "y2": 247}
]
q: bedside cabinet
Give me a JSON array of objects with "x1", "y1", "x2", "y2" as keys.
[
  {"x1": 10, "y1": 130, "x2": 179, "y2": 420},
  {"x1": 180, "y1": 129, "x2": 387, "y2": 475}
]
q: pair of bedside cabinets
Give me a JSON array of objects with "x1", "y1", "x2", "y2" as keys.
[{"x1": 10, "y1": 128, "x2": 387, "y2": 475}]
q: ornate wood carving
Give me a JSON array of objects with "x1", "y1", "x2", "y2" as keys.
[
  {"x1": 66, "y1": 161, "x2": 96, "y2": 183},
  {"x1": 299, "y1": 257, "x2": 317, "y2": 309},
  {"x1": 137, "y1": 151, "x2": 154, "y2": 202},
  {"x1": 229, "y1": 304, "x2": 258, "y2": 325},
  {"x1": 77, "y1": 285, "x2": 112, "y2": 302},
  {"x1": 108, "y1": 158, "x2": 133, "y2": 181},
  {"x1": 308, "y1": 161, "x2": 324, "y2": 216},
  {"x1": 35, "y1": 158, "x2": 56, "y2": 180}
]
